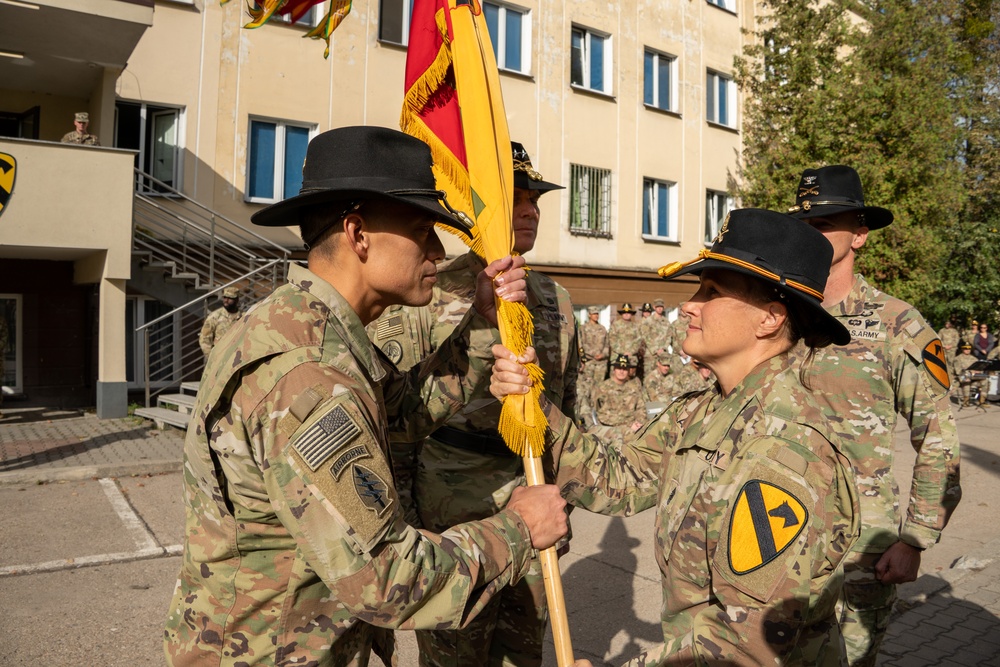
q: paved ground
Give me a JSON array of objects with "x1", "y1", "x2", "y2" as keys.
[{"x1": 1, "y1": 402, "x2": 999, "y2": 665}]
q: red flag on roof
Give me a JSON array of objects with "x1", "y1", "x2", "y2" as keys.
[{"x1": 221, "y1": 0, "x2": 352, "y2": 58}]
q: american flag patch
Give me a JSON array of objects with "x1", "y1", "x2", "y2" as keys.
[
  {"x1": 376, "y1": 315, "x2": 405, "y2": 339},
  {"x1": 293, "y1": 405, "x2": 362, "y2": 471}
]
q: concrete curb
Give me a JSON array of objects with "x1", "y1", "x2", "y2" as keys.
[{"x1": 0, "y1": 460, "x2": 183, "y2": 486}]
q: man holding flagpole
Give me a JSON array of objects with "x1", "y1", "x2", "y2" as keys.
[{"x1": 370, "y1": 141, "x2": 578, "y2": 666}]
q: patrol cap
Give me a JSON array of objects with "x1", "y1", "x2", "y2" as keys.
[
  {"x1": 658, "y1": 208, "x2": 850, "y2": 346},
  {"x1": 617, "y1": 303, "x2": 636, "y2": 314},
  {"x1": 641, "y1": 303, "x2": 653, "y2": 312},
  {"x1": 788, "y1": 165, "x2": 893, "y2": 230},
  {"x1": 252, "y1": 126, "x2": 470, "y2": 239},
  {"x1": 512, "y1": 141, "x2": 564, "y2": 193},
  {"x1": 611, "y1": 354, "x2": 630, "y2": 369},
  {"x1": 222, "y1": 287, "x2": 239, "y2": 298},
  {"x1": 628, "y1": 356, "x2": 639, "y2": 368},
  {"x1": 656, "y1": 352, "x2": 673, "y2": 365},
  {"x1": 586, "y1": 305, "x2": 602, "y2": 315},
  {"x1": 75, "y1": 112, "x2": 89, "y2": 123},
  {"x1": 653, "y1": 298, "x2": 665, "y2": 307}
]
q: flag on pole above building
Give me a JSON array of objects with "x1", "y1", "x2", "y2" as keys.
[{"x1": 221, "y1": 0, "x2": 352, "y2": 57}]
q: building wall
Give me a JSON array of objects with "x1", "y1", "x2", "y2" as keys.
[{"x1": 117, "y1": 0, "x2": 752, "y2": 303}]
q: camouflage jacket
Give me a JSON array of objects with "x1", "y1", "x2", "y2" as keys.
[
  {"x1": 670, "y1": 315, "x2": 689, "y2": 354},
  {"x1": 546, "y1": 357, "x2": 860, "y2": 666},
  {"x1": 60, "y1": 130, "x2": 100, "y2": 145},
  {"x1": 643, "y1": 370, "x2": 679, "y2": 404},
  {"x1": 164, "y1": 264, "x2": 534, "y2": 667},
  {"x1": 673, "y1": 358, "x2": 708, "y2": 395},
  {"x1": 640, "y1": 314, "x2": 672, "y2": 356},
  {"x1": 794, "y1": 274, "x2": 961, "y2": 552},
  {"x1": 580, "y1": 319, "x2": 609, "y2": 363},
  {"x1": 952, "y1": 353, "x2": 980, "y2": 379},
  {"x1": 198, "y1": 306, "x2": 242, "y2": 356},
  {"x1": 592, "y1": 377, "x2": 645, "y2": 427},
  {"x1": 938, "y1": 326, "x2": 960, "y2": 355},
  {"x1": 609, "y1": 318, "x2": 643, "y2": 359}
]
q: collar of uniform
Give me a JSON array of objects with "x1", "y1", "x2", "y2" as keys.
[
  {"x1": 827, "y1": 273, "x2": 872, "y2": 318},
  {"x1": 286, "y1": 263, "x2": 386, "y2": 384}
]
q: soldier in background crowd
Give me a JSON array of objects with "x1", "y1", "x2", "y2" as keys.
[
  {"x1": 164, "y1": 126, "x2": 569, "y2": 666},
  {"x1": 671, "y1": 351, "x2": 707, "y2": 394},
  {"x1": 578, "y1": 305, "x2": 609, "y2": 417},
  {"x1": 592, "y1": 353, "x2": 645, "y2": 430},
  {"x1": 953, "y1": 343, "x2": 987, "y2": 408},
  {"x1": 640, "y1": 302, "x2": 653, "y2": 320},
  {"x1": 198, "y1": 286, "x2": 242, "y2": 357},
  {"x1": 366, "y1": 140, "x2": 577, "y2": 667},
  {"x1": 640, "y1": 298, "x2": 672, "y2": 361},
  {"x1": 938, "y1": 319, "x2": 960, "y2": 365},
  {"x1": 670, "y1": 309, "x2": 690, "y2": 353},
  {"x1": 642, "y1": 352, "x2": 678, "y2": 403},
  {"x1": 786, "y1": 165, "x2": 961, "y2": 666},
  {"x1": 609, "y1": 303, "x2": 643, "y2": 368},
  {"x1": 60, "y1": 112, "x2": 100, "y2": 146},
  {"x1": 962, "y1": 320, "x2": 978, "y2": 347}
]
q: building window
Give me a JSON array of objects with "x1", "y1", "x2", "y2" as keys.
[
  {"x1": 379, "y1": 0, "x2": 414, "y2": 45},
  {"x1": 571, "y1": 26, "x2": 612, "y2": 94},
  {"x1": 705, "y1": 190, "x2": 734, "y2": 244},
  {"x1": 251, "y1": 2, "x2": 321, "y2": 27},
  {"x1": 483, "y1": 2, "x2": 530, "y2": 74},
  {"x1": 642, "y1": 178, "x2": 677, "y2": 241},
  {"x1": 246, "y1": 118, "x2": 313, "y2": 203},
  {"x1": 707, "y1": 0, "x2": 736, "y2": 12},
  {"x1": 706, "y1": 71, "x2": 736, "y2": 127},
  {"x1": 643, "y1": 49, "x2": 676, "y2": 112},
  {"x1": 569, "y1": 163, "x2": 612, "y2": 237}
]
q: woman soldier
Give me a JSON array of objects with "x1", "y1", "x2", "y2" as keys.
[{"x1": 492, "y1": 208, "x2": 861, "y2": 666}]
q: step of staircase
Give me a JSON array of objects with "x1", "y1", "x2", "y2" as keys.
[
  {"x1": 180, "y1": 381, "x2": 200, "y2": 395},
  {"x1": 135, "y1": 406, "x2": 190, "y2": 430},
  {"x1": 157, "y1": 393, "x2": 197, "y2": 414}
]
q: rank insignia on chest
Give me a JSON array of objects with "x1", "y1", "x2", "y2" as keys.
[
  {"x1": 922, "y1": 338, "x2": 950, "y2": 390},
  {"x1": 294, "y1": 405, "x2": 362, "y2": 470},
  {"x1": 353, "y1": 464, "x2": 392, "y2": 517},
  {"x1": 728, "y1": 480, "x2": 807, "y2": 574}
]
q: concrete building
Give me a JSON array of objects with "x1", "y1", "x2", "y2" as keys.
[{"x1": 0, "y1": 0, "x2": 750, "y2": 415}]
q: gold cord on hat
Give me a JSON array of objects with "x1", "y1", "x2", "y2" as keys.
[
  {"x1": 513, "y1": 158, "x2": 543, "y2": 182},
  {"x1": 658, "y1": 249, "x2": 825, "y2": 301}
]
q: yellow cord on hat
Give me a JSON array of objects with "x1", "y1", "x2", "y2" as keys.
[{"x1": 658, "y1": 249, "x2": 825, "y2": 301}]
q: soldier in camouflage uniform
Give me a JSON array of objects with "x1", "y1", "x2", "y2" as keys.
[
  {"x1": 60, "y1": 112, "x2": 100, "y2": 145},
  {"x1": 591, "y1": 354, "x2": 645, "y2": 429},
  {"x1": 953, "y1": 343, "x2": 987, "y2": 407},
  {"x1": 577, "y1": 305, "x2": 609, "y2": 417},
  {"x1": 938, "y1": 320, "x2": 960, "y2": 376},
  {"x1": 366, "y1": 141, "x2": 577, "y2": 667},
  {"x1": 669, "y1": 309, "x2": 690, "y2": 353},
  {"x1": 163, "y1": 127, "x2": 569, "y2": 667},
  {"x1": 198, "y1": 286, "x2": 242, "y2": 357},
  {"x1": 640, "y1": 298, "x2": 672, "y2": 360},
  {"x1": 786, "y1": 166, "x2": 962, "y2": 667},
  {"x1": 670, "y1": 352, "x2": 706, "y2": 394},
  {"x1": 642, "y1": 352, "x2": 678, "y2": 403},
  {"x1": 609, "y1": 303, "x2": 642, "y2": 366},
  {"x1": 492, "y1": 209, "x2": 861, "y2": 666}
]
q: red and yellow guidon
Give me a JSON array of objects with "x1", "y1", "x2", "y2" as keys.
[
  {"x1": 0, "y1": 152, "x2": 15, "y2": 218},
  {"x1": 922, "y1": 338, "x2": 950, "y2": 390}
]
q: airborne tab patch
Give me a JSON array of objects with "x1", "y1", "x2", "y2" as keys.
[
  {"x1": 293, "y1": 405, "x2": 361, "y2": 470},
  {"x1": 728, "y1": 480, "x2": 807, "y2": 574},
  {"x1": 922, "y1": 338, "x2": 950, "y2": 390}
]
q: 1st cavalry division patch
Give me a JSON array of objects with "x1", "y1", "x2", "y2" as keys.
[
  {"x1": 728, "y1": 480, "x2": 807, "y2": 574},
  {"x1": 0, "y1": 152, "x2": 16, "y2": 218},
  {"x1": 922, "y1": 338, "x2": 951, "y2": 390}
]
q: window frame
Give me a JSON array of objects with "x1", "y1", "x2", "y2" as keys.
[
  {"x1": 705, "y1": 190, "x2": 734, "y2": 245},
  {"x1": 643, "y1": 48, "x2": 677, "y2": 113},
  {"x1": 706, "y1": 0, "x2": 737, "y2": 13},
  {"x1": 706, "y1": 70, "x2": 737, "y2": 128},
  {"x1": 245, "y1": 117, "x2": 316, "y2": 205},
  {"x1": 641, "y1": 177, "x2": 678, "y2": 243},
  {"x1": 570, "y1": 25, "x2": 613, "y2": 95},
  {"x1": 483, "y1": 1, "x2": 531, "y2": 74},
  {"x1": 378, "y1": 0, "x2": 415, "y2": 46},
  {"x1": 569, "y1": 163, "x2": 613, "y2": 238}
]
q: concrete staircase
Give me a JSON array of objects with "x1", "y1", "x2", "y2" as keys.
[{"x1": 135, "y1": 381, "x2": 200, "y2": 430}]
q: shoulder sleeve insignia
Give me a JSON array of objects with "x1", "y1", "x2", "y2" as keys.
[
  {"x1": 728, "y1": 480, "x2": 808, "y2": 574},
  {"x1": 352, "y1": 464, "x2": 393, "y2": 517},
  {"x1": 293, "y1": 404, "x2": 362, "y2": 470},
  {"x1": 381, "y1": 339, "x2": 403, "y2": 365},
  {"x1": 376, "y1": 315, "x2": 405, "y2": 340},
  {"x1": 921, "y1": 338, "x2": 951, "y2": 390}
]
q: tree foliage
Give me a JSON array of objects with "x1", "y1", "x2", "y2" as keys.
[{"x1": 735, "y1": 0, "x2": 1000, "y2": 326}]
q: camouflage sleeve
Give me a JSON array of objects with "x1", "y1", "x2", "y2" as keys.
[
  {"x1": 542, "y1": 395, "x2": 662, "y2": 516},
  {"x1": 560, "y1": 318, "x2": 581, "y2": 420},
  {"x1": 198, "y1": 316, "x2": 214, "y2": 356},
  {"x1": 255, "y1": 363, "x2": 534, "y2": 630},
  {"x1": 893, "y1": 321, "x2": 962, "y2": 549},
  {"x1": 599, "y1": 327, "x2": 609, "y2": 359},
  {"x1": 384, "y1": 307, "x2": 499, "y2": 443}
]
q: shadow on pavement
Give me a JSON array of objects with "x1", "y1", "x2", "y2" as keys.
[
  {"x1": 0, "y1": 407, "x2": 86, "y2": 424},
  {"x1": 0, "y1": 426, "x2": 154, "y2": 471}
]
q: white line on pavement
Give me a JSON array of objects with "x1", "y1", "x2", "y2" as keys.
[
  {"x1": 98, "y1": 477, "x2": 159, "y2": 552},
  {"x1": 0, "y1": 545, "x2": 183, "y2": 577}
]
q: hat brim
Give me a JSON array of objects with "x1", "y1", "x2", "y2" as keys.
[
  {"x1": 790, "y1": 204, "x2": 894, "y2": 230},
  {"x1": 251, "y1": 188, "x2": 472, "y2": 238},
  {"x1": 663, "y1": 259, "x2": 851, "y2": 346},
  {"x1": 514, "y1": 173, "x2": 564, "y2": 193}
]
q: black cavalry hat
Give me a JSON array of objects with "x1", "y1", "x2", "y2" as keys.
[
  {"x1": 617, "y1": 303, "x2": 636, "y2": 314},
  {"x1": 787, "y1": 165, "x2": 894, "y2": 230},
  {"x1": 611, "y1": 354, "x2": 630, "y2": 369},
  {"x1": 252, "y1": 126, "x2": 471, "y2": 237},
  {"x1": 657, "y1": 208, "x2": 850, "y2": 345},
  {"x1": 512, "y1": 141, "x2": 564, "y2": 193}
]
